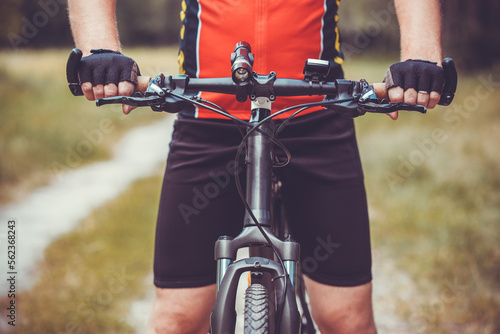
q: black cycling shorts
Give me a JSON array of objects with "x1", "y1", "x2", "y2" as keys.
[{"x1": 153, "y1": 110, "x2": 372, "y2": 288}]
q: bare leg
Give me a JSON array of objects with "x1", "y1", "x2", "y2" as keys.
[
  {"x1": 304, "y1": 276, "x2": 377, "y2": 334},
  {"x1": 147, "y1": 284, "x2": 216, "y2": 334}
]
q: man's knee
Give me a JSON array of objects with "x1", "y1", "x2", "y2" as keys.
[
  {"x1": 148, "y1": 285, "x2": 216, "y2": 334},
  {"x1": 312, "y1": 306, "x2": 376, "y2": 334},
  {"x1": 151, "y1": 306, "x2": 199, "y2": 334},
  {"x1": 304, "y1": 278, "x2": 377, "y2": 334}
]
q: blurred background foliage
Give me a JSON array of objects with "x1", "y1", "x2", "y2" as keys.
[{"x1": 1, "y1": 0, "x2": 500, "y2": 71}]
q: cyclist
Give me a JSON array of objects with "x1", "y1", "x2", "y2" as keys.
[{"x1": 67, "y1": 0, "x2": 445, "y2": 333}]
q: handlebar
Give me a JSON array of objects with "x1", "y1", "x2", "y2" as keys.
[
  {"x1": 135, "y1": 75, "x2": 389, "y2": 100},
  {"x1": 66, "y1": 42, "x2": 458, "y2": 118}
]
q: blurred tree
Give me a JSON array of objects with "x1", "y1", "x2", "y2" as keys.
[
  {"x1": 0, "y1": 0, "x2": 24, "y2": 49},
  {"x1": 17, "y1": 0, "x2": 73, "y2": 48},
  {"x1": 442, "y1": 0, "x2": 500, "y2": 71},
  {"x1": 0, "y1": 0, "x2": 181, "y2": 50},
  {"x1": 1, "y1": 0, "x2": 498, "y2": 72},
  {"x1": 116, "y1": 0, "x2": 181, "y2": 46},
  {"x1": 339, "y1": 0, "x2": 500, "y2": 71},
  {"x1": 338, "y1": 0, "x2": 401, "y2": 60}
]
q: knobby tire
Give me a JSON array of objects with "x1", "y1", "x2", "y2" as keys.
[{"x1": 244, "y1": 283, "x2": 270, "y2": 334}]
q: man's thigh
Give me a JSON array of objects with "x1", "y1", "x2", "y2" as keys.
[
  {"x1": 154, "y1": 116, "x2": 245, "y2": 288},
  {"x1": 278, "y1": 111, "x2": 372, "y2": 286}
]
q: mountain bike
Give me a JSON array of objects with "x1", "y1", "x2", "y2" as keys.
[{"x1": 67, "y1": 41, "x2": 457, "y2": 333}]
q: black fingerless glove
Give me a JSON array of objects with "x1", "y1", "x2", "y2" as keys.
[
  {"x1": 78, "y1": 49, "x2": 140, "y2": 86},
  {"x1": 384, "y1": 59, "x2": 444, "y2": 93}
]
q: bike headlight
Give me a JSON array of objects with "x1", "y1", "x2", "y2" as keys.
[
  {"x1": 231, "y1": 41, "x2": 254, "y2": 86},
  {"x1": 232, "y1": 62, "x2": 252, "y2": 85}
]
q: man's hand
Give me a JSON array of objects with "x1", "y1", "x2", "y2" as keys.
[
  {"x1": 78, "y1": 49, "x2": 140, "y2": 114},
  {"x1": 385, "y1": 59, "x2": 445, "y2": 120},
  {"x1": 67, "y1": 0, "x2": 137, "y2": 114},
  {"x1": 389, "y1": 0, "x2": 444, "y2": 120}
]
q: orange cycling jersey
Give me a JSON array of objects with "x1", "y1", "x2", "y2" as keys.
[{"x1": 178, "y1": 0, "x2": 344, "y2": 119}]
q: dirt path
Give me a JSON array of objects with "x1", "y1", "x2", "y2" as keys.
[
  {"x1": 0, "y1": 117, "x2": 174, "y2": 292},
  {"x1": 372, "y1": 249, "x2": 416, "y2": 333}
]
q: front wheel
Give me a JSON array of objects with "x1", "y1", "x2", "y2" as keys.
[{"x1": 244, "y1": 283, "x2": 270, "y2": 334}]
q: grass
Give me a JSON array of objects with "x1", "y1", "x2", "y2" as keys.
[
  {"x1": 2, "y1": 50, "x2": 499, "y2": 333},
  {"x1": 9, "y1": 175, "x2": 162, "y2": 333},
  {"x1": 0, "y1": 47, "x2": 179, "y2": 204}
]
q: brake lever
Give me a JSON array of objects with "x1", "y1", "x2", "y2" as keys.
[
  {"x1": 357, "y1": 101, "x2": 427, "y2": 115},
  {"x1": 96, "y1": 93, "x2": 165, "y2": 107},
  {"x1": 96, "y1": 76, "x2": 169, "y2": 109},
  {"x1": 355, "y1": 79, "x2": 426, "y2": 115}
]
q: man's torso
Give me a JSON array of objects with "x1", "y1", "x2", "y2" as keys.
[{"x1": 178, "y1": 0, "x2": 344, "y2": 119}]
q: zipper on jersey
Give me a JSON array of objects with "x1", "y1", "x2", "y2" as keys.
[{"x1": 255, "y1": 0, "x2": 267, "y2": 72}]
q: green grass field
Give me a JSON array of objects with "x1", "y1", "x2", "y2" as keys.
[{"x1": 1, "y1": 49, "x2": 499, "y2": 333}]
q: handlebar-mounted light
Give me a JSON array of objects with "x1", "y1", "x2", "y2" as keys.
[{"x1": 231, "y1": 41, "x2": 254, "y2": 86}]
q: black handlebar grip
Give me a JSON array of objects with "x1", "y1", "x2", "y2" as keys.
[
  {"x1": 438, "y1": 57, "x2": 457, "y2": 106},
  {"x1": 66, "y1": 48, "x2": 84, "y2": 96}
]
